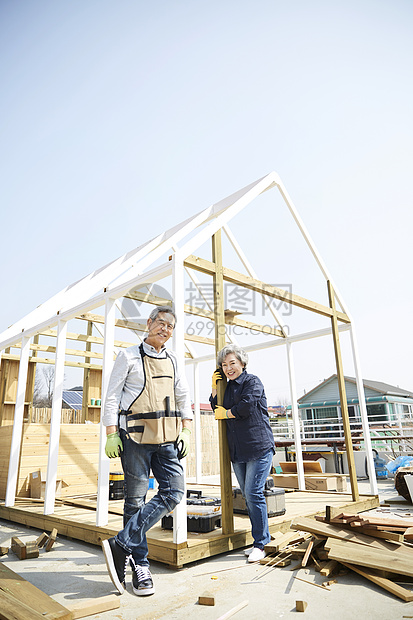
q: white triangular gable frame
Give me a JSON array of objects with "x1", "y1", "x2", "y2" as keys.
[{"x1": 0, "y1": 172, "x2": 377, "y2": 545}]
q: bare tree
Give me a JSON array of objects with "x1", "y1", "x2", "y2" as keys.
[
  {"x1": 43, "y1": 367, "x2": 55, "y2": 406},
  {"x1": 33, "y1": 366, "x2": 55, "y2": 407}
]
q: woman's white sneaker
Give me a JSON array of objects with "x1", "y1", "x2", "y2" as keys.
[
  {"x1": 247, "y1": 547, "x2": 266, "y2": 563},
  {"x1": 244, "y1": 547, "x2": 254, "y2": 556}
]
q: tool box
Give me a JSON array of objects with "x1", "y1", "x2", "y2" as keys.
[
  {"x1": 109, "y1": 472, "x2": 124, "y2": 500},
  {"x1": 186, "y1": 489, "x2": 221, "y2": 506},
  {"x1": 161, "y1": 490, "x2": 222, "y2": 532},
  {"x1": 232, "y1": 486, "x2": 286, "y2": 517}
]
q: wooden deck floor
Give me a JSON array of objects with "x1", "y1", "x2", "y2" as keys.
[{"x1": 0, "y1": 488, "x2": 379, "y2": 568}]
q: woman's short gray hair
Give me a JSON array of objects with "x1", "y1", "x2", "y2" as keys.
[
  {"x1": 149, "y1": 305, "x2": 176, "y2": 323},
  {"x1": 217, "y1": 344, "x2": 248, "y2": 369}
]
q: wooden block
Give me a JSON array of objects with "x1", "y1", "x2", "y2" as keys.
[
  {"x1": 65, "y1": 594, "x2": 120, "y2": 618},
  {"x1": 296, "y1": 600, "x2": 308, "y2": 612},
  {"x1": 320, "y1": 560, "x2": 338, "y2": 577},
  {"x1": 198, "y1": 592, "x2": 216, "y2": 606},
  {"x1": 45, "y1": 528, "x2": 58, "y2": 552},
  {"x1": 11, "y1": 537, "x2": 26, "y2": 560},
  {"x1": 0, "y1": 546, "x2": 9, "y2": 556},
  {"x1": 36, "y1": 532, "x2": 49, "y2": 548},
  {"x1": 26, "y1": 541, "x2": 40, "y2": 559}
]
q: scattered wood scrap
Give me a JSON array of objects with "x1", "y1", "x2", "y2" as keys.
[
  {"x1": 35, "y1": 531, "x2": 49, "y2": 548},
  {"x1": 289, "y1": 507, "x2": 413, "y2": 602},
  {"x1": 8, "y1": 528, "x2": 58, "y2": 561},
  {"x1": 198, "y1": 592, "x2": 215, "y2": 606},
  {"x1": 64, "y1": 594, "x2": 120, "y2": 619},
  {"x1": 45, "y1": 527, "x2": 58, "y2": 551},
  {"x1": 296, "y1": 600, "x2": 308, "y2": 612},
  {"x1": 216, "y1": 600, "x2": 249, "y2": 620},
  {"x1": 11, "y1": 536, "x2": 26, "y2": 560}
]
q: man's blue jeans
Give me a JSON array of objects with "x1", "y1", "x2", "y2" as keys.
[
  {"x1": 115, "y1": 429, "x2": 185, "y2": 566},
  {"x1": 232, "y1": 449, "x2": 274, "y2": 549}
]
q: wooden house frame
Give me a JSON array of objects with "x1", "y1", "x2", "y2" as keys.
[{"x1": 0, "y1": 171, "x2": 378, "y2": 548}]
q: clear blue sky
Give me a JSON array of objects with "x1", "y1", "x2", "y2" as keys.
[{"x1": 1, "y1": 1, "x2": 412, "y2": 401}]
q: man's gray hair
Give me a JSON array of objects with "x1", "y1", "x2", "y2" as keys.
[
  {"x1": 217, "y1": 344, "x2": 248, "y2": 368},
  {"x1": 149, "y1": 305, "x2": 176, "y2": 323}
]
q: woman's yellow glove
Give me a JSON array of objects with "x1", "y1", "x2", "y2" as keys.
[
  {"x1": 214, "y1": 405, "x2": 229, "y2": 420},
  {"x1": 212, "y1": 368, "x2": 224, "y2": 390},
  {"x1": 105, "y1": 432, "x2": 123, "y2": 458}
]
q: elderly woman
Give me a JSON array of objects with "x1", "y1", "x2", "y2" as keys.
[{"x1": 210, "y1": 344, "x2": 275, "y2": 563}]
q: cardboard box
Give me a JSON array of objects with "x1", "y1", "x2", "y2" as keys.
[
  {"x1": 29, "y1": 470, "x2": 65, "y2": 499},
  {"x1": 271, "y1": 473, "x2": 347, "y2": 492}
]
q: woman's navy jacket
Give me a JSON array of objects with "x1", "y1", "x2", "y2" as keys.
[{"x1": 210, "y1": 370, "x2": 275, "y2": 463}]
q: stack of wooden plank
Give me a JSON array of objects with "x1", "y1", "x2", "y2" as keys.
[
  {"x1": 255, "y1": 507, "x2": 413, "y2": 602},
  {"x1": 287, "y1": 510, "x2": 413, "y2": 602}
]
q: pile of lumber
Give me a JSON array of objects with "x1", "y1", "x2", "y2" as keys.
[{"x1": 257, "y1": 506, "x2": 413, "y2": 602}]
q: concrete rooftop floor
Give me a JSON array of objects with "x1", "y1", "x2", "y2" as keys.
[{"x1": 1, "y1": 478, "x2": 413, "y2": 620}]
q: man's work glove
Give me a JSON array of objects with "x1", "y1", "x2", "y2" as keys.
[
  {"x1": 212, "y1": 368, "x2": 224, "y2": 390},
  {"x1": 214, "y1": 405, "x2": 229, "y2": 420},
  {"x1": 176, "y1": 427, "x2": 191, "y2": 459},
  {"x1": 105, "y1": 432, "x2": 123, "y2": 458}
]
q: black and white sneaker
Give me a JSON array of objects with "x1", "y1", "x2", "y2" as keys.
[
  {"x1": 102, "y1": 537, "x2": 130, "y2": 594},
  {"x1": 132, "y1": 563, "x2": 155, "y2": 596}
]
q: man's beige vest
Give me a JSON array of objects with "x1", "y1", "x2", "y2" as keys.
[{"x1": 124, "y1": 344, "x2": 181, "y2": 444}]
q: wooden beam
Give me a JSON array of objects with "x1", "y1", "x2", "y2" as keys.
[
  {"x1": 41, "y1": 329, "x2": 135, "y2": 349},
  {"x1": 327, "y1": 280, "x2": 358, "y2": 502},
  {"x1": 1, "y1": 353, "x2": 102, "y2": 370},
  {"x1": 77, "y1": 312, "x2": 215, "y2": 346},
  {"x1": 184, "y1": 255, "x2": 351, "y2": 323},
  {"x1": 184, "y1": 304, "x2": 285, "y2": 338},
  {"x1": 212, "y1": 230, "x2": 234, "y2": 535},
  {"x1": 124, "y1": 290, "x2": 173, "y2": 306}
]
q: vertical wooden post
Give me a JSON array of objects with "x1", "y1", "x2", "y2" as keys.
[
  {"x1": 212, "y1": 230, "x2": 233, "y2": 535},
  {"x1": 82, "y1": 321, "x2": 93, "y2": 423},
  {"x1": 327, "y1": 281, "x2": 359, "y2": 501}
]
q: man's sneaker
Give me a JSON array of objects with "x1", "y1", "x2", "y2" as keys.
[
  {"x1": 132, "y1": 563, "x2": 155, "y2": 596},
  {"x1": 247, "y1": 547, "x2": 266, "y2": 563},
  {"x1": 244, "y1": 547, "x2": 254, "y2": 556},
  {"x1": 102, "y1": 537, "x2": 130, "y2": 594}
]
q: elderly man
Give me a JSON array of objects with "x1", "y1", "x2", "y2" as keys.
[{"x1": 101, "y1": 306, "x2": 192, "y2": 596}]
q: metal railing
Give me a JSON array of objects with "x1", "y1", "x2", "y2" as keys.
[{"x1": 269, "y1": 412, "x2": 413, "y2": 453}]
